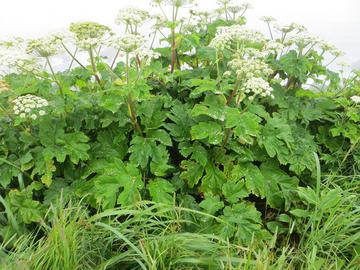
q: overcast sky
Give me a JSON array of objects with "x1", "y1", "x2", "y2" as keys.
[{"x1": 0, "y1": 0, "x2": 359, "y2": 67}]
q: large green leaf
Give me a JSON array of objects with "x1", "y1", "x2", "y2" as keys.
[
  {"x1": 148, "y1": 178, "x2": 175, "y2": 204},
  {"x1": 191, "y1": 94, "x2": 226, "y2": 121},
  {"x1": 258, "y1": 115, "x2": 293, "y2": 164},
  {"x1": 39, "y1": 119, "x2": 90, "y2": 164},
  {"x1": 260, "y1": 160, "x2": 299, "y2": 210},
  {"x1": 232, "y1": 163, "x2": 266, "y2": 198},
  {"x1": 226, "y1": 108, "x2": 262, "y2": 144},
  {"x1": 84, "y1": 159, "x2": 143, "y2": 209},
  {"x1": 191, "y1": 122, "x2": 223, "y2": 145},
  {"x1": 220, "y1": 203, "x2": 267, "y2": 245},
  {"x1": 180, "y1": 160, "x2": 204, "y2": 188},
  {"x1": 201, "y1": 163, "x2": 226, "y2": 193}
]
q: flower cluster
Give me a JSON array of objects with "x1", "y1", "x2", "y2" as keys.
[
  {"x1": 151, "y1": 0, "x2": 195, "y2": 7},
  {"x1": 319, "y1": 41, "x2": 344, "y2": 57},
  {"x1": 109, "y1": 34, "x2": 145, "y2": 53},
  {"x1": 69, "y1": 22, "x2": 113, "y2": 49},
  {"x1": 350, "y1": 95, "x2": 360, "y2": 104},
  {"x1": 12, "y1": 94, "x2": 49, "y2": 119},
  {"x1": 228, "y1": 57, "x2": 273, "y2": 79},
  {"x1": 263, "y1": 40, "x2": 284, "y2": 54},
  {"x1": 0, "y1": 80, "x2": 11, "y2": 93},
  {"x1": 243, "y1": 77, "x2": 274, "y2": 100},
  {"x1": 135, "y1": 48, "x2": 161, "y2": 66},
  {"x1": 274, "y1": 23, "x2": 307, "y2": 34},
  {"x1": 115, "y1": 7, "x2": 149, "y2": 28},
  {"x1": 209, "y1": 25, "x2": 265, "y2": 50},
  {"x1": 0, "y1": 46, "x2": 39, "y2": 75},
  {"x1": 260, "y1": 16, "x2": 276, "y2": 23},
  {"x1": 285, "y1": 33, "x2": 322, "y2": 49},
  {"x1": 26, "y1": 35, "x2": 63, "y2": 57}
]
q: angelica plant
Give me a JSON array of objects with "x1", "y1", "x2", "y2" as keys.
[{"x1": 0, "y1": 3, "x2": 359, "y2": 264}]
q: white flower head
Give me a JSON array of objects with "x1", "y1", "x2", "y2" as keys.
[
  {"x1": 115, "y1": 7, "x2": 149, "y2": 27},
  {"x1": 274, "y1": 22, "x2": 306, "y2": 34},
  {"x1": 26, "y1": 35, "x2": 63, "y2": 57},
  {"x1": 243, "y1": 77, "x2": 274, "y2": 100},
  {"x1": 69, "y1": 22, "x2": 113, "y2": 50},
  {"x1": 228, "y1": 56, "x2": 273, "y2": 80},
  {"x1": 209, "y1": 25, "x2": 265, "y2": 50},
  {"x1": 260, "y1": 16, "x2": 276, "y2": 23},
  {"x1": 350, "y1": 95, "x2": 360, "y2": 104},
  {"x1": 135, "y1": 48, "x2": 161, "y2": 66},
  {"x1": 12, "y1": 94, "x2": 49, "y2": 119},
  {"x1": 152, "y1": 0, "x2": 195, "y2": 7},
  {"x1": 264, "y1": 40, "x2": 284, "y2": 54},
  {"x1": 109, "y1": 34, "x2": 145, "y2": 53}
]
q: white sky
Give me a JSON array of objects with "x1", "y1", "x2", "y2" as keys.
[{"x1": 0, "y1": 0, "x2": 359, "y2": 66}]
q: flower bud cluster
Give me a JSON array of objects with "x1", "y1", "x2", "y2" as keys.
[
  {"x1": 115, "y1": 7, "x2": 149, "y2": 27},
  {"x1": 243, "y1": 77, "x2": 274, "y2": 100},
  {"x1": 69, "y1": 22, "x2": 113, "y2": 49},
  {"x1": 12, "y1": 94, "x2": 49, "y2": 120}
]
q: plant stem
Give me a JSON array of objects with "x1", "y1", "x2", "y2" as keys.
[
  {"x1": 61, "y1": 42, "x2": 86, "y2": 69},
  {"x1": 266, "y1": 22, "x2": 274, "y2": 40},
  {"x1": 125, "y1": 53, "x2": 130, "y2": 84},
  {"x1": 170, "y1": 27, "x2": 176, "y2": 73},
  {"x1": 46, "y1": 57, "x2": 64, "y2": 98},
  {"x1": 226, "y1": 81, "x2": 240, "y2": 105},
  {"x1": 111, "y1": 48, "x2": 121, "y2": 69},
  {"x1": 68, "y1": 47, "x2": 78, "y2": 71},
  {"x1": 127, "y1": 95, "x2": 143, "y2": 136},
  {"x1": 89, "y1": 47, "x2": 102, "y2": 86}
]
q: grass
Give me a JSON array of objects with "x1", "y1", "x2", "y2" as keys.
[
  {"x1": 1, "y1": 157, "x2": 359, "y2": 269},
  {"x1": 1, "y1": 178, "x2": 359, "y2": 270}
]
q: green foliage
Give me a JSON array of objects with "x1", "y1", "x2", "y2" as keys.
[{"x1": 0, "y1": 2, "x2": 359, "y2": 267}]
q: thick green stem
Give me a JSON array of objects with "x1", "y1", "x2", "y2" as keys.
[
  {"x1": 127, "y1": 95, "x2": 143, "y2": 136},
  {"x1": 89, "y1": 47, "x2": 102, "y2": 87},
  {"x1": 226, "y1": 81, "x2": 240, "y2": 105}
]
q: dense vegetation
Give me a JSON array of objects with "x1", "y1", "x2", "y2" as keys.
[{"x1": 0, "y1": 0, "x2": 359, "y2": 269}]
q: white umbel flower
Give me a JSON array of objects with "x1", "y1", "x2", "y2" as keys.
[
  {"x1": 274, "y1": 23, "x2": 306, "y2": 33},
  {"x1": 209, "y1": 25, "x2": 265, "y2": 50},
  {"x1": 26, "y1": 35, "x2": 63, "y2": 57},
  {"x1": 12, "y1": 94, "x2": 49, "y2": 119},
  {"x1": 243, "y1": 77, "x2": 274, "y2": 100},
  {"x1": 115, "y1": 7, "x2": 149, "y2": 27},
  {"x1": 264, "y1": 40, "x2": 284, "y2": 54},
  {"x1": 228, "y1": 57, "x2": 273, "y2": 79},
  {"x1": 109, "y1": 34, "x2": 145, "y2": 53},
  {"x1": 350, "y1": 95, "x2": 360, "y2": 104},
  {"x1": 69, "y1": 22, "x2": 113, "y2": 50}
]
